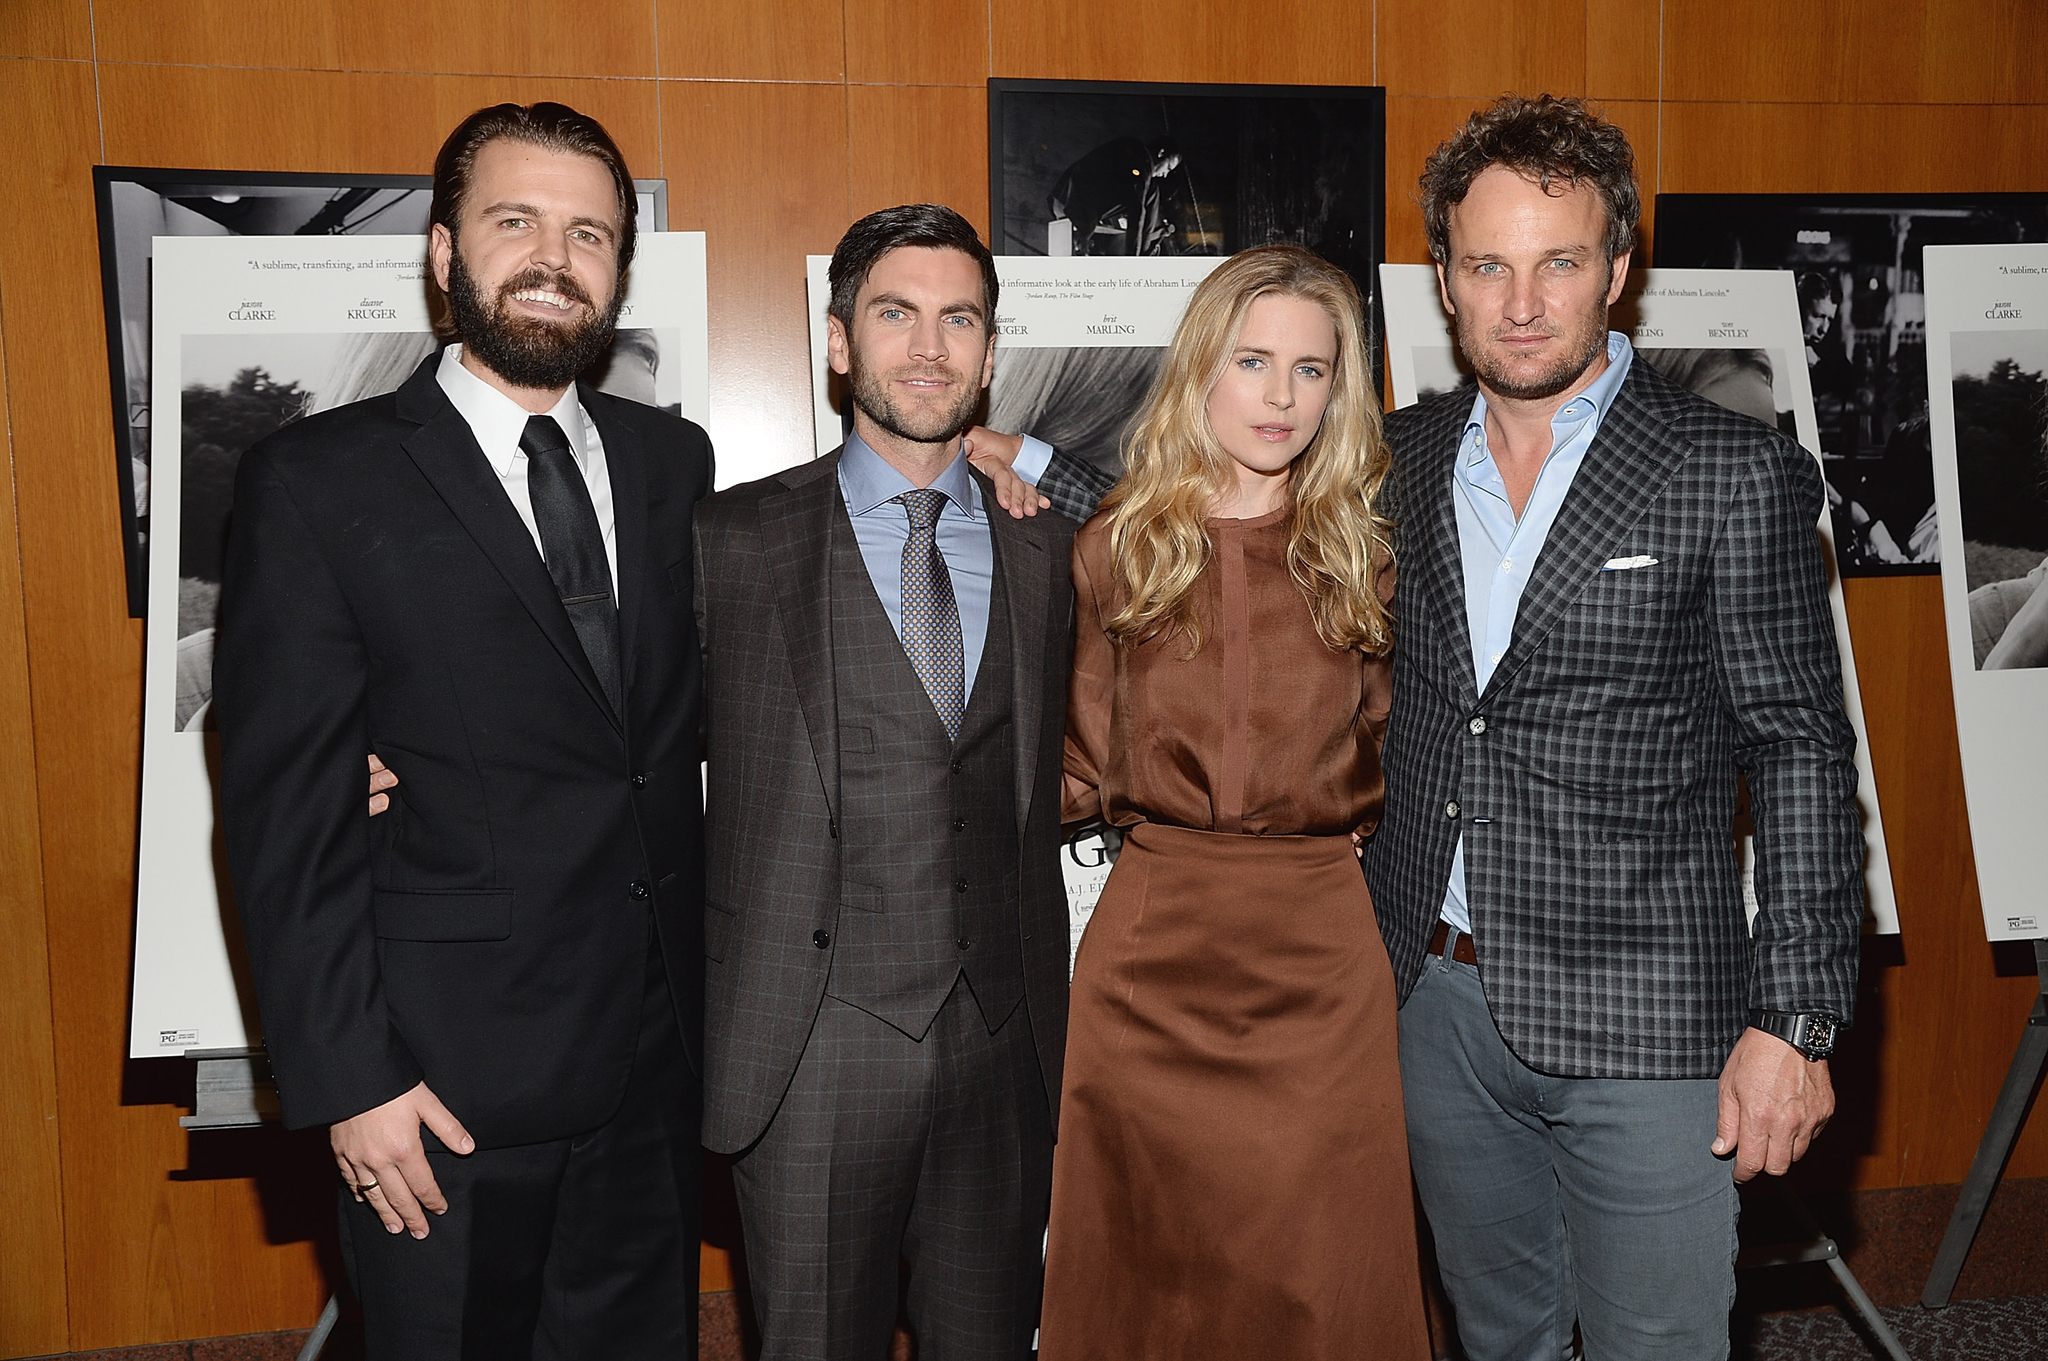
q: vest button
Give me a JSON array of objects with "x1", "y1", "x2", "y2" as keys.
[
  {"x1": 954, "y1": 879, "x2": 970, "y2": 894},
  {"x1": 950, "y1": 759, "x2": 963, "y2": 774},
  {"x1": 812, "y1": 929, "x2": 830, "y2": 949},
  {"x1": 629, "y1": 879, "x2": 650, "y2": 900},
  {"x1": 957, "y1": 938, "x2": 971, "y2": 951},
  {"x1": 953, "y1": 818, "x2": 968, "y2": 832}
]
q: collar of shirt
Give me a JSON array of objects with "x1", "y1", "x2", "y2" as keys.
[
  {"x1": 838, "y1": 430, "x2": 984, "y2": 524},
  {"x1": 1455, "y1": 330, "x2": 1634, "y2": 530},
  {"x1": 436, "y1": 343, "x2": 592, "y2": 475}
]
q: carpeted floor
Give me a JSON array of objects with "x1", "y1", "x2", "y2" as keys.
[{"x1": 1738, "y1": 1294, "x2": 2048, "y2": 1360}]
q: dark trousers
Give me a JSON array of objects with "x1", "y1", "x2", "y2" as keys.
[
  {"x1": 731, "y1": 979, "x2": 1052, "y2": 1361},
  {"x1": 338, "y1": 939, "x2": 703, "y2": 1360}
]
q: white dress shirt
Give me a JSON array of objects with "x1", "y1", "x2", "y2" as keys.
[{"x1": 436, "y1": 344, "x2": 618, "y2": 589}]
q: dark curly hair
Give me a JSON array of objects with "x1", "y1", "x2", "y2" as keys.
[{"x1": 1419, "y1": 94, "x2": 1639, "y2": 268}]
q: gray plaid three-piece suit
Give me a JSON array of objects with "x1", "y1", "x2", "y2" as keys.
[
  {"x1": 693, "y1": 447, "x2": 1111, "y2": 1359},
  {"x1": 1364, "y1": 359, "x2": 1865, "y2": 1079}
]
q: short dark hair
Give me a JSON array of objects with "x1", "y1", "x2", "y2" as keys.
[
  {"x1": 1419, "y1": 94, "x2": 1638, "y2": 268},
  {"x1": 827, "y1": 204, "x2": 998, "y2": 331},
  {"x1": 431, "y1": 102, "x2": 638, "y2": 271}
]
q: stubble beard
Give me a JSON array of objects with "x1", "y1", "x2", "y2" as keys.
[
  {"x1": 448, "y1": 242, "x2": 625, "y2": 392},
  {"x1": 847, "y1": 348, "x2": 983, "y2": 446},
  {"x1": 1453, "y1": 273, "x2": 1612, "y2": 402}
]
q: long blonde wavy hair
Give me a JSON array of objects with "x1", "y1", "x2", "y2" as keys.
[{"x1": 1100, "y1": 244, "x2": 1394, "y2": 657}]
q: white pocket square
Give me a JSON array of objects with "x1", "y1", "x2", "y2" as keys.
[{"x1": 1602, "y1": 555, "x2": 1659, "y2": 571}]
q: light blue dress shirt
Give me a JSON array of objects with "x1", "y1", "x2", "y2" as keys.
[
  {"x1": 839, "y1": 433, "x2": 989, "y2": 694},
  {"x1": 1440, "y1": 332, "x2": 1634, "y2": 935}
]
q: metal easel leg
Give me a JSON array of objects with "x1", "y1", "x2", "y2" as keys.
[
  {"x1": 295, "y1": 1295, "x2": 340, "y2": 1361},
  {"x1": 1777, "y1": 1194, "x2": 1915, "y2": 1361},
  {"x1": 1920, "y1": 938, "x2": 2048, "y2": 1310}
]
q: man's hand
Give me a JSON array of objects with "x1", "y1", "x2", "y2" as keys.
[
  {"x1": 961, "y1": 426, "x2": 1049, "y2": 519},
  {"x1": 367, "y1": 753, "x2": 398, "y2": 816},
  {"x1": 1713, "y1": 1027, "x2": 1834, "y2": 1181},
  {"x1": 331, "y1": 1081, "x2": 475, "y2": 1237}
]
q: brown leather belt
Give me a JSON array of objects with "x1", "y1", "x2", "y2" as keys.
[{"x1": 1428, "y1": 921, "x2": 1479, "y2": 966}]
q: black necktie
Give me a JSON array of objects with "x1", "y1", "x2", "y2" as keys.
[{"x1": 521, "y1": 414, "x2": 623, "y2": 718}]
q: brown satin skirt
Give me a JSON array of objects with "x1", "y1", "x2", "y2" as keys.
[{"x1": 1038, "y1": 822, "x2": 1429, "y2": 1360}]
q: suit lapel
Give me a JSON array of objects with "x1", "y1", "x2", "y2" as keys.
[
  {"x1": 587, "y1": 386, "x2": 650, "y2": 687},
  {"x1": 1480, "y1": 368, "x2": 1693, "y2": 705},
  {"x1": 1400, "y1": 401, "x2": 1479, "y2": 708},
  {"x1": 395, "y1": 362, "x2": 621, "y2": 730},
  {"x1": 760, "y1": 454, "x2": 845, "y2": 828},
  {"x1": 979, "y1": 473, "x2": 1048, "y2": 835}
]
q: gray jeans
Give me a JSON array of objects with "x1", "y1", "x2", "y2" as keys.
[{"x1": 1398, "y1": 945, "x2": 1738, "y2": 1361}]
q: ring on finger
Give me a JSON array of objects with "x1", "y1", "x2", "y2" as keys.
[{"x1": 358, "y1": 1177, "x2": 380, "y2": 1193}]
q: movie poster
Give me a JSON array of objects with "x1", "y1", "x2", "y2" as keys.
[
  {"x1": 1656, "y1": 194, "x2": 2048, "y2": 577},
  {"x1": 1381, "y1": 263, "x2": 1900, "y2": 934},
  {"x1": 130, "y1": 232, "x2": 709, "y2": 1057},
  {"x1": 1924, "y1": 243, "x2": 2048, "y2": 940}
]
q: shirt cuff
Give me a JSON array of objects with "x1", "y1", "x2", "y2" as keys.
[{"x1": 1013, "y1": 434, "x2": 1055, "y2": 487}]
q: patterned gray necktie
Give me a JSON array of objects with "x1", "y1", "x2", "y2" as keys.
[{"x1": 893, "y1": 488, "x2": 966, "y2": 740}]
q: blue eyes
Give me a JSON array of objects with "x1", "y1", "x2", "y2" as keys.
[{"x1": 1236, "y1": 357, "x2": 1325, "y2": 379}]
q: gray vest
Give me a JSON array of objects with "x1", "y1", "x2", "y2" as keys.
[{"x1": 825, "y1": 511, "x2": 1026, "y2": 1039}]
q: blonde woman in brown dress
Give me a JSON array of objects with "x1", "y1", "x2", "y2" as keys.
[{"x1": 1038, "y1": 245, "x2": 1429, "y2": 1359}]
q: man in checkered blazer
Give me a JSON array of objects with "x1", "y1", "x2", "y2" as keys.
[{"x1": 1363, "y1": 97, "x2": 1864, "y2": 1359}]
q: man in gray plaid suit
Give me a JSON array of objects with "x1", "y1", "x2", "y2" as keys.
[
  {"x1": 1364, "y1": 97, "x2": 1864, "y2": 1359},
  {"x1": 693, "y1": 205, "x2": 1113, "y2": 1361}
]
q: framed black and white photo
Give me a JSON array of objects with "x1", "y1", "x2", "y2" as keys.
[
  {"x1": 989, "y1": 78, "x2": 1384, "y2": 380},
  {"x1": 1655, "y1": 192, "x2": 2048, "y2": 578},
  {"x1": 92, "y1": 167, "x2": 668, "y2": 615}
]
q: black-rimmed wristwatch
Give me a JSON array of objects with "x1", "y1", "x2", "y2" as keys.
[{"x1": 1748, "y1": 1010, "x2": 1840, "y2": 1062}]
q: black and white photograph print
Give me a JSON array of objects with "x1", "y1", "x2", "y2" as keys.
[
  {"x1": 985, "y1": 346, "x2": 1166, "y2": 479},
  {"x1": 990, "y1": 79, "x2": 1384, "y2": 372},
  {"x1": 1655, "y1": 193, "x2": 2048, "y2": 577},
  {"x1": 1636, "y1": 348, "x2": 1800, "y2": 439},
  {"x1": 170, "y1": 327, "x2": 686, "y2": 729},
  {"x1": 1948, "y1": 328, "x2": 2048, "y2": 670}
]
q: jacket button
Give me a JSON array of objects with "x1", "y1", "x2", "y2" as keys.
[
  {"x1": 629, "y1": 879, "x2": 651, "y2": 900},
  {"x1": 813, "y1": 929, "x2": 830, "y2": 949},
  {"x1": 1468, "y1": 716, "x2": 1487, "y2": 735},
  {"x1": 631, "y1": 771, "x2": 650, "y2": 787},
  {"x1": 957, "y1": 938, "x2": 971, "y2": 951},
  {"x1": 954, "y1": 879, "x2": 970, "y2": 894},
  {"x1": 1444, "y1": 801, "x2": 1461, "y2": 820},
  {"x1": 949, "y1": 760, "x2": 963, "y2": 774}
]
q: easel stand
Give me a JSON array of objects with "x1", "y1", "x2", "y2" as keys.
[
  {"x1": 1739, "y1": 1184, "x2": 1913, "y2": 1361},
  {"x1": 1920, "y1": 937, "x2": 2048, "y2": 1309},
  {"x1": 181, "y1": 1048, "x2": 342, "y2": 1361}
]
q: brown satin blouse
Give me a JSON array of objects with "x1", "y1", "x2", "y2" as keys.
[{"x1": 1063, "y1": 506, "x2": 1394, "y2": 838}]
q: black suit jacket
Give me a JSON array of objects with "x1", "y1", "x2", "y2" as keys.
[
  {"x1": 692, "y1": 451, "x2": 1085, "y2": 1154},
  {"x1": 1364, "y1": 361, "x2": 1863, "y2": 1080},
  {"x1": 215, "y1": 356, "x2": 711, "y2": 1148}
]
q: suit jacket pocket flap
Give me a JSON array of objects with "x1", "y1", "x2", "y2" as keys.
[{"x1": 372, "y1": 888, "x2": 513, "y2": 942}]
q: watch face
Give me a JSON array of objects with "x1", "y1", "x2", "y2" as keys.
[{"x1": 1804, "y1": 1016, "x2": 1836, "y2": 1057}]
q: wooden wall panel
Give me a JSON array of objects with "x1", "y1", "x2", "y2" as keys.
[
  {"x1": 1657, "y1": 101, "x2": 2048, "y2": 196},
  {"x1": 660, "y1": 79, "x2": 850, "y2": 469},
  {"x1": 847, "y1": 85, "x2": 988, "y2": 233},
  {"x1": 3, "y1": 1, "x2": 2046, "y2": 1352},
  {"x1": 0, "y1": 56, "x2": 333, "y2": 1351},
  {"x1": 0, "y1": 1, "x2": 92, "y2": 60},
  {"x1": 1662, "y1": 0, "x2": 2048, "y2": 106},
  {"x1": 990, "y1": 0, "x2": 1372, "y2": 85},
  {"x1": 92, "y1": 0, "x2": 660, "y2": 77},
  {"x1": 1378, "y1": 0, "x2": 1585, "y2": 99},
  {"x1": 846, "y1": 0, "x2": 986, "y2": 86},
  {"x1": 656, "y1": 0, "x2": 844, "y2": 82},
  {"x1": 96, "y1": 65, "x2": 661, "y2": 177},
  {"x1": 0, "y1": 155, "x2": 70, "y2": 1356}
]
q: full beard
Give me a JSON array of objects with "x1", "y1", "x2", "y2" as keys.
[
  {"x1": 848, "y1": 351, "x2": 983, "y2": 445},
  {"x1": 1455, "y1": 304, "x2": 1610, "y2": 402},
  {"x1": 448, "y1": 245, "x2": 625, "y2": 392}
]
